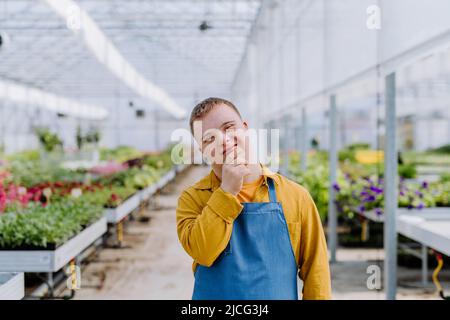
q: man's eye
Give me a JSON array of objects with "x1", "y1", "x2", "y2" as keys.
[{"x1": 203, "y1": 136, "x2": 215, "y2": 144}]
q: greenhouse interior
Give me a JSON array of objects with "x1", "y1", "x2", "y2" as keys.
[{"x1": 0, "y1": 0, "x2": 449, "y2": 302}]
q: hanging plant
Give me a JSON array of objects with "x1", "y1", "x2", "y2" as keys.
[{"x1": 35, "y1": 127, "x2": 63, "y2": 153}]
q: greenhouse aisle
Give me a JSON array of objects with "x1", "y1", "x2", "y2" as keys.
[
  {"x1": 61, "y1": 165, "x2": 447, "y2": 300},
  {"x1": 70, "y1": 166, "x2": 211, "y2": 300}
]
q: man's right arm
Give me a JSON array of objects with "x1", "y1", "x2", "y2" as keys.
[{"x1": 176, "y1": 187, "x2": 243, "y2": 267}]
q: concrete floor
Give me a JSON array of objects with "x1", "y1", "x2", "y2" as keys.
[{"x1": 65, "y1": 165, "x2": 448, "y2": 300}]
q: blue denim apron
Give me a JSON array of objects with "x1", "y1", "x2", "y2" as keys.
[{"x1": 192, "y1": 178, "x2": 298, "y2": 300}]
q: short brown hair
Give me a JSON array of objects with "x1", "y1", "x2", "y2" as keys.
[{"x1": 189, "y1": 97, "x2": 242, "y2": 134}]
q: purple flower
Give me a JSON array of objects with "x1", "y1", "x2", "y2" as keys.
[
  {"x1": 359, "y1": 205, "x2": 365, "y2": 213},
  {"x1": 400, "y1": 191, "x2": 405, "y2": 196},
  {"x1": 416, "y1": 203, "x2": 425, "y2": 210},
  {"x1": 421, "y1": 181, "x2": 428, "y2": 189},
  {"x1": 375, "y1": 208, "x2": 383, "y2": 216},
  {"x1": 370, "y1": 186, "x2": 383, "y2": 194},
  {"x1": 333, "y1": 183, "x2": 340, "y2": 192},
  {"x1": 360, "y1": 191, "x2": 369, "y2": 196},
  {"x1": 415, "y1": 190, "x2": 423, "y2": 198},
  {"x1": 363, "y1": 195, "x2": 376, "y2": 203}
]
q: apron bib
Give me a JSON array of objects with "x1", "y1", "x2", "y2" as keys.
[{"x1": 192, "y1": 178, "x2": 298, "y2": 300}]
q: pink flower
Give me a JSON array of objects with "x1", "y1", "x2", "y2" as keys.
[{"x1": 89, "y1": 162, "x2": 129, "y2": 176}]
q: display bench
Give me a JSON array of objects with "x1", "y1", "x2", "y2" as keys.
[
  {"x1": 0, "y1": 272, "x2": 24, "y2": 300},
  {"x1": 397, "y1": 208, "x2": 450, "y2": 256},
  {"x1": 0, "y1": 217, "x2": 107, "y2": 272},
  {"x1": 105, "y1": 193, "x2": 141, "y2": 224}
]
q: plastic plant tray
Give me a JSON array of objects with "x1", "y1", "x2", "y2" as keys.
[
  {"x1": 161, "y1": 169, "x2": 176, "y2": 187},
  {"x1": 0, "y1": 217, "x2": 107, "y2": 272},
  {"x1": 139, "y1": 184, "x2": 157, "y2": 202},
  {"x1": 105, "y1": 192, "x2": 141, "y2": 223}
]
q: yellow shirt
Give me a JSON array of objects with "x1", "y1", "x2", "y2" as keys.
[
  {"x1": 236, "y1": 175, "x2": 264, "y2": 203},
  {"x1": 176, "y1": 165, "x2": 332, "y2": 300}
]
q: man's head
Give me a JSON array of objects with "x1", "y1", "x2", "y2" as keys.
[{"x1": 190, "y1": 97, "x2": 250, "y2": 169}]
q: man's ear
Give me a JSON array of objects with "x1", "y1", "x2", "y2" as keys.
[
  {"x1": 194, "y1": 138, "x2": 202, "y2": 153},
  {"x1": 243, "y1": 120, "x2": 249, "y2": 129}
]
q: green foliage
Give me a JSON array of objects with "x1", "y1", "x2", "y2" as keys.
[
  {"x1": 9, "y1": 161, "x2": 84, "y2": 188},
  {"x1": 289, "y1": 152, "x2": 330, "y2": 221},
  {"x1": 76, "y1": 126, "x2": 101, "y2": 150},
  {"x1": 0, "y1": 200, "x2": 104, "y2": 249},
  {"x1": 398, "y1": 164, "x2": 417, "y2": 179},
  {"x1": 429, "y1": 144, "x2": 450, "y2": 154},
  {"x1": 35, "y1": 128, "x2": 63, "y2": 152},
  {"x1": 338, "y1": 143, "x2": 370, "y2": 162},
  {"x1": 431, "y1": 180, "x2": 450, "y2": 207},
  {"x1": 288, "y1": 147, "x2": 447, "y2": 222},
  {"x1": 345, "y1": 143, "x2": 370, "y2": 151},
  {"x1": 100, "y1": 146, "x2": 143, "y2": 163},
  {"x1": 5, "y1": 150, "x2": 41, "y2": 162},
  {"x1": 78, "y1": 185, "x2": 136, "y2": 208},
  {"x1": 402, "y1": 151, "x2": 450, "y2": 166},
  {"x1": 440, "y1": 173, "x2": 450, "y2": 183}
]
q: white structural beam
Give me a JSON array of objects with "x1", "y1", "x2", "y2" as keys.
[
  {"x1": 384, "y1": 72, "x2": 398, "y2": 300},
  {"x1": 44, "y1": 0, "x2": 186, "y2": 119},
  {"x1": 300, "y1": 107, "x2": 307, "y2": 171},
  {"x1": 270, "y1": 28, "x2": 450, "y2": 121},
  {"x1": 0, "y1": 79, "x2": 108, "y2": 120},
  {"x1": 328, "y1": 94, "x2": 338, "y2": 263}
]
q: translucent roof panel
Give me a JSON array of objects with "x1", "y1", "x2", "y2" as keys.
[{"x1": 0, "y1": 0, "x2": 261, "y2": 115}]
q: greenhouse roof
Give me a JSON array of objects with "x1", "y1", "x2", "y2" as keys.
[{"x1": 0, "y1": 0, "x2": 261, "y2": 118}]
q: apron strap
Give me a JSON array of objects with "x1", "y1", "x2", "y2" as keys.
[{"x1": 267, "y1": 177, "x2": 277, "y2": 202}]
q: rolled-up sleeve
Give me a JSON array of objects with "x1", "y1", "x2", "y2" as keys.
[
  {"x1": 176, "y1": 187, "x2": 243, "y2": 267},
  {"x1": 298, "y1": 190, "x2": 332, "y2": 300}
]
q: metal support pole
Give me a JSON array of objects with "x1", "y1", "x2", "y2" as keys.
[
  {"x1": 422, "y1": 244, "x2": 428, "y2": 286},
  {"x1": 328, "y1": 95, "x2": 338, "y2": 263},
  {"x1": 282, "y1": 118, "x2": 290, "y2": 175},
  {"x1": 47, "y1": 272, "x2": 54, "y2": 298},
  {"x1": 301, "y1": 107, "x2": 308, "y2": 171},
  {"x1": 384, "y1": 72, "x2": 398, "y2": 300}
]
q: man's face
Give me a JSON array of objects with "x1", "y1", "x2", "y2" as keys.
[{"x1": 193, "y1": 104, "x2": 249, "y2": 168}]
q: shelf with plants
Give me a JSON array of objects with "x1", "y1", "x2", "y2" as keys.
[
  {"x1": 0, "y1": 272, "x2": 24, "y2": 300},
  {"x1": 94, "y1": 148, "x2": 179, "y2": 221},
  {"x1": 288, "y1": 146, "x2": 450, "y2": 222},
  {"x1": 288, "y1": 146, "x2": 450, "y2": 249},
  {"x1": 0, "y1": 192, "x2": 106, "y2": 272},
  {"x1": 0, "y1": 146, "x2": 181, "y2": 257},
  {"x1": 334, "y1": 175, "x2": 450, "y2": 221}
]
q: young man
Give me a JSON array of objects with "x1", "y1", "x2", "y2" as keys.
[{"x1": 176, "y1": 97, "x2": 331, "y2": 300}]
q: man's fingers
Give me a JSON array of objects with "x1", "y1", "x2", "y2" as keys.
[{"x1": 235, "y1": 164, "x2": 251, "y2": 176}]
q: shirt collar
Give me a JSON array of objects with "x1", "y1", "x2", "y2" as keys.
[{"x1": 192, "y1": 163, "x2": 279, "y2": 190}]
